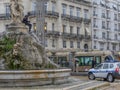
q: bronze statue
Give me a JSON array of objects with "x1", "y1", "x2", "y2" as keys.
[{"x1": 10, "y1": 0, "x2": 24, "y2": 24}]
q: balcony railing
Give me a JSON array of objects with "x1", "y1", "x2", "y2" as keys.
[
  {"x1": 62, "y1": 32, "x2": 70, "y2": 39},
  {"x1": 61, "y1": 14, "x2": 70, "y2": 21},
  {"x1": 101, "y1": 15, "x2": 106, "y2": 18},
  {"x1": 0, "y1": 13, "x2": 11, "y2": 20},
  {"x1": 93, "y1": 14, "x2": 97, "y2": 16},
  {"x1": 45, "y1": 11, "x2": 59, "y2": 18},
  {"x1": 93, "y1": 25, "x2": 98, "y2": 28},
  {"x1": 61, "y1": 14, "x2": 82, "y2": 22},
  {"x1": 70, "y1": 15, "x2": 82, "y2": 22},
  {"x1": 28, "y1": 11, "x2": 59, "y2": 18},
  {"x1": 83, "y1": 18, "x2": 91, "y2": 24},
  {"x1": 84, "y1": 35, "x2": 91, "y2": 40},
  {"x1": 45, "y1": 30, "x2": 60, "y2": 37},
  {"x1": 76, "y1": 34, "x2": 83, "y2": 39}
]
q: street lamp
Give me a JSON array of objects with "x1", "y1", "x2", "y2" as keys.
[{"x1": 36, "y1": 0, "x2": 48, "y2": 47}]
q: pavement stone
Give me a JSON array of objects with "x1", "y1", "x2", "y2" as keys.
[{"x1": 0, "y1": 76, "x2": 109, "y2": 90}]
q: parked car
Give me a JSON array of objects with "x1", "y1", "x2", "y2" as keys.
[{"x1": 88, "y1": 61, "x2": 120, "y2": 82}]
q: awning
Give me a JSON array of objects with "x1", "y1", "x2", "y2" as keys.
[
  {"x1": 85, "y1": 28, "x2": 90, "y2": 35},
  {"x1": 100, "y1": 0, "x2": 105, "y2": 5},
  {"x1": 113, "y1": 4, "x2": 117, "y2": 10}
]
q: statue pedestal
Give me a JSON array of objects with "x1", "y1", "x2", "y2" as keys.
[{"x1": 7, "y1": 23, "x2": 28, "y2": 34}]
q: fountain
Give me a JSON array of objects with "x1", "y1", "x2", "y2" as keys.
[{"x1": 0, "y1": 0, "x2": 71, "y2": 86}]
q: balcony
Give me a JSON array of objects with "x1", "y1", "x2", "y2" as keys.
[
  {"x1": 76, "y1": 34, "x2": 83, "y2": 40},
  {"x1": 94, "y1": 35, "x2": 98, "y2": 39},
  {"x1": 69, "y1": 16, "x2": 82, "y2": 23},
  {"x1": 106, "y1": 38, "x2": 111, "y2": 40},
  {"x1": 114, "y1": 29, "x2": 118, "y2": 31},
  {"x1": 45, "y1": 11, "x2": 59, "y2": 18},
  {"x1": 101, "y1": 15, "x2": 106, "y2": 18},
  {"x1": 93, "y1": 2, "x2": 97, "y2": 5},
  {"x1": 93, "y1": 25, "x2": 98, "y2": 28},
  {"x1": 69, "y1": 33, "x2": 77, "y2": 39},
  {"x1": 83, "y1": 18, "x2": 91, "y2": 24},
  {"x1": 45, "y1": 30, "x2": 60, "y2": 37},
  {"x1": 106, "y1": 28, "x2": 111, "y2": 30},
  {"x1": 61, "y1": 14, "x2": 70, "y2": 21},
  {"x1": 28, "y1": 11, "x2": 59, "y2": 18},
  {"x1": 106, "y1": 17, "x2": 110, "y2": 20},
  {"x1": 0, "y1": 13, "x2": 11, "y2": 20},
  {"x1": 102, "y1": 26, "x2": 106, "y2": 29},
  {"x1": 84, "y1": 35, "x2": 91, "y2": 40},
  {"x1": 93, "y1": 14, "x2": 97, "y2": 17},
  {"x1": 62, "y1": 32, "x2": 70, "y2": 39}
]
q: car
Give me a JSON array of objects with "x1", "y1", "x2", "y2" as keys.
[{"x1": 88, "y1": 61, "x2": 120, "y2": 82}]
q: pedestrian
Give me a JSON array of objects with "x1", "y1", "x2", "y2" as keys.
[
  {"x1": 91, "y1": 58, "x2": 96, "y2": 68},
  {"x1": 22, "y1": 13, "x2": 32, "y2": 32}
]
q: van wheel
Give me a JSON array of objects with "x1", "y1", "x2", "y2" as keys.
[
  {"x1": 88, "y1": 73, "x2": 95, "y2": 80},
  {"x1": 107, "y1": 74, "x2": 114, "y2": 82}
]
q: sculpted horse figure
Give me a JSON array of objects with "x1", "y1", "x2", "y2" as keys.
[{"x1": 10, "y1": 0, "x2": 24, "y2": 24}]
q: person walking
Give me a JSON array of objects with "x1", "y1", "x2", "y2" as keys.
[{"x1": 91, "y1": 58, "x2": 96, "y2": 68}]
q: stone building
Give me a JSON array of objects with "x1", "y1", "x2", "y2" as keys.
[
  {"x1": 92, "y1": 0, "x2": 120, "y2": 53},
  {"x1": 0, "y1": 0, "x2": 92, "y2": 55}
]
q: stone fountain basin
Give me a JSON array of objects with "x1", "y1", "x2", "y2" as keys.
[{"x1": 0, "y1": 69, "x2": 71, "y2": 86}]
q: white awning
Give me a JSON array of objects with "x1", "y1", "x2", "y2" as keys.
[
  {"x1": 113, "y1": 4, "x2": 117, "y2": 10},
  {"x1": 101, "y1": 0, "x2": 105, "y2": 5},
  {"x1": 85, "y1": 28, "x2": 90, "y2": 35}
]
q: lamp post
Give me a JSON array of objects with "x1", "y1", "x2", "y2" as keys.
[{"x1": 36, "y1": 0, "x2": 48, "y2": 46}]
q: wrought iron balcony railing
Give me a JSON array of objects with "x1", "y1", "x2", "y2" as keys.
[
  {"x1": 28, "y1": 11, "x2": 59, "y2": 18},
  {"x1": 0, "y1": 13, "x2": 11, "y2": 20}
]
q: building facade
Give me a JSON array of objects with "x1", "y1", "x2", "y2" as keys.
[
  {"x1": 92, "y1": 0, "x2": 120, "y2": 53},
  {"x1": 0, "y1": 0, "x2": 92, "y2": 54}
]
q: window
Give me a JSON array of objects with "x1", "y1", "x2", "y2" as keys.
[
  {"x1": 32, "y1": 1, "x2": 36, "y2": 11},
  {"x1": 102, "y1": 21, "x2": 105, "y2": 29},
  {"x1": 103, "y1": 64, "x2": 109, "y2": 69},
  {"x1": 70, "y1": 6, "x2": 74, "y2": 16},
  {"x1": 63, "y1": 25, "x2": 66, "y2": 33},
  {"x1": 5, "y1": 3, "x2": 10, "y2": 16},
  {"x1": 70, "y1": 26, "x2": 73, "y2": 34},
  {"x1": 114, "y1": 14, "x2": 117, "y2": 20},
  {"x1": 112, "y1": 44, "x2": 116, "y2": 51},
  {"x1": 93, "y1": 18, "x2": 97, "y2": 27},
  {"x1": 52, "y1": 39, "x2": 55, "y2": 47},
  {"x1": 52, "y1": 23, "x2": 54, "y2": 31},
  {"x1": 107, "y1": 21, "x2": 110, "y2": 29},
  {"x1": 44, "y1": 2, "x2": 48, "y2": 12},
  {"x1": 77, "y1": 27, "x2": 80, "y2": 35},
  {"x1": 95, "y1": 64, "x2": 103, "y2": 69},
  {"x1": 84, "y1": 9, "x2": 88, "y2": 19},
  {"x1": 76, "y1": 7, "x2": 80, "y2": 17},
  {"x1": 93, "y1": 7, "x2": 97, "y2": 16},
  {"x1": 77, "y1": 56, "x2": 93, "y2": 66},
  {"x1": 52, "y1": 2, "x2": 56, "y2": 12},
  {"x1": 114, "y1": 24, "x2": 117, "y2": 30},
  {"x1": 95, "y1": 56, "x2": 101, "y2": 64},
  {"x1": 110, "y1": 64, "x2": 114, "y2": 68},
  {"x1": 115, "y1": 34, "x2": 117, "y2": 40},
  {"x1": 102, "y1": 10, "x2": 105, "y2": 18},
  {"x1": 45, "y1": 39, "x2": 48, "y2": 47},
  {"x1": 77, "y1": 41, "x2": 80, "y2": 48},
  {"x1": 106, "y1": 10, "x2": 110, "y2": 19},
  {"x1": 76, "y1": 56, "x2": 101, "y2": 66},
  {"x1": 70, "y1": 41, "x2": 74, "y2": 48},
  {"x1": 62, "y1": 4, "x2": 67, "y2": 15},
  {"x1": 102, "y1": 32, "x2": 106, "y2": 39},
  {"x1": 63, "y1": 40, "x2": 66, "y2": 48}
]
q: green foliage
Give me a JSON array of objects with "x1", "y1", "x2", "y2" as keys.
[{"x1": 0, "y1": 36, "x2": 16, "y2": 56}]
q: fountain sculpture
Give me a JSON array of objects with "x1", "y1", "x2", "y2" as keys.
[{"x1": 0, "y1": 0, "x2": 71, "y2": 86}]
